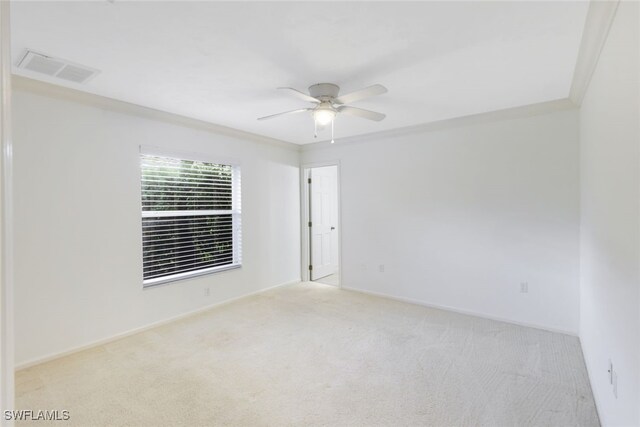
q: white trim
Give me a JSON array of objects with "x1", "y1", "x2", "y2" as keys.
[
  {"x1": 300, "y1": 161, "x2": 343, "y2": 288},
  {"x1": 300, "y1": 168, "x2": 311, "y2": 283},
  {"x1": 569, "y1": 0, "x2": 620, "y2": 106},
  {"x1": 12, "y1": 76, "x2": 300, "y2": 152},
  {"x1": 342, "y1": 286, "x2": 578, "y2": 337},
  {"x1": 0, "y1": 1, "x2": 14, "y2": 423},
  {"x1": 143, "y1": 263, "x2": 241, "y2": 288},
  {"x1": 140, "y1": 144, "x2": 241, "y2": 168},
  {"x1": 15, "y1": 280, "x2": 300, "y2": 371},
  {"x1": 301, "y1": 98, "x2": 576, "y2": 150},
  {"x1": 14, "y1": 75, "x2": 579, "y2": 152}
]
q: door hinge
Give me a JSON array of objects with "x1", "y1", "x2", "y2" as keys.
[
  {"x1": 309, "y1": 265, "x2": 313, "y2": 271},
  {"x1": 308, "y1": 178, "x2": 311, "y2": 184},
  {"x1": 308, "y1": 221, "x2": 312, "y2": 227}
]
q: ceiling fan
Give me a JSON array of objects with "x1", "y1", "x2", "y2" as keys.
[{"x1": 258, "y1": 83, "x2": 387, "y2": 143}]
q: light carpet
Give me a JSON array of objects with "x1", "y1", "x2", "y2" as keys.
[
  {"x1": 16, "y1": 282, "x2": 599, "y2": 426},
  {"x1": 313, "y1": 273, "x2": 339, "y2": 287}
]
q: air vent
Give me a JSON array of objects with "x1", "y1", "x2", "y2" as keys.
[{"x1": 17, "y1": 50, "x2": 100, "y2": 84}]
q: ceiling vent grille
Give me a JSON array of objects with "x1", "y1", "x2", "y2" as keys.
[{"x1": 17, "y1": 50, "x2": 100, "y2": 84}]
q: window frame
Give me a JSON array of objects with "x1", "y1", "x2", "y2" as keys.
[{"x1": 139, "y1": 146, "x2": 242, "y2": 288}]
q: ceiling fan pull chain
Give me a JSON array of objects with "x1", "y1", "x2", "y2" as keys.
[
  {"x1": 331, "y1": 119, "x2": 335, "y2": 144},
  {"x1": 314, "y1": 119, "x2": 317, "y2": 138}
]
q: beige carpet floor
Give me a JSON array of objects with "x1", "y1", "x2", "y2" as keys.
[
  {"x1": 16, "y1": 282, "x2": 599, "y2": 426},
  {"x1": 313, "y1": 273, "x2": 339, "y2": 287}
]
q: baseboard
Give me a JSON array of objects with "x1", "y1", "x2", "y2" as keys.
[
  {"x1": 578, "y1": 338, "x2": 604, "y2": 426},
  {"x1": 342, "y1": 286, "x2": 578, "y2": 337},
  {"x1": 15, "y1": 280, "x2": 300, "y2": 371}
]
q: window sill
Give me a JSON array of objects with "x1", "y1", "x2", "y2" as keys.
[{"x1": 143, "y1": 263, "x2": 241, "y2": 288}]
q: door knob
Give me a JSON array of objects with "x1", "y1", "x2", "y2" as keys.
[{"x1": 331, "y1": 226, "x2": 335, "y2": 230}]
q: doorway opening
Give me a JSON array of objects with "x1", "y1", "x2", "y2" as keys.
[{"x1": 302, "y1": 164, "x2": 341, "y2": 287}]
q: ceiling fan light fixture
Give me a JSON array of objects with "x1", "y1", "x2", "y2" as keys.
[
  {"x1": 258, "y1": 83, "x2": 387, "y2": 144},
  {"x1": 313, "y1": 108, "x2": 336, "y2": 126}
]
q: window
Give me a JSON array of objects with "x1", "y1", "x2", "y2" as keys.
[{"x1": 140, "y1": 150, "x2": 241, "y2": 287}]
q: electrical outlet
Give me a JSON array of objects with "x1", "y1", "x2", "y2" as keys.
[
  {"x1": 520, "y1": 282, "x2": 529, "y2": 293},
  {"x1": 379, "y1": 265, "x2": 385, "y2": 273},
  {"x1": 204, "y1": 287, "x2": 210, "y2": 297}
]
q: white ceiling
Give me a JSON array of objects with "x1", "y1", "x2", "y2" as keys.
[{"x1": 11, "y1": 1, "x2": 589, "y2": 144}]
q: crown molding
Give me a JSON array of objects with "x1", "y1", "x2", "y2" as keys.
[
  {"x1": 12, "y1": 75, "x2": 300, "y2": 152},
  {"x1": 569, "y1": 0, "x2": 620, "y2": 106},
  {"x1": 302, "y1": 98, "x2": 577, "y2": 151}
]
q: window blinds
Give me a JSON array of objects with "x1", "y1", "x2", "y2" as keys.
[{"x1": 140, "y1": 153, "x2": 241, "y2": 286}]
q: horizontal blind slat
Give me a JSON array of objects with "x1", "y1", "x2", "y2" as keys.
[
  {"x1": 142, "y1": 219, "x2": 234, "y2": 228},
  {"x1": 144, "y1": 249, "x2": 233, "y2": 266},
  {"x1": 142, "y1": 210, "x2": 237, "y2": 218},
  {"x1": 143, "y1": 233, "x2": 234, "y2": 250},
  {"x1": 143, "y1": 253, "x2": 234, "y2": 272},
  {"x1": 142, "y1": 223, "x2": 235, "y2": 233},
  {"x1": 143, "y1": 244, "x2": 232, "y2": 259}
]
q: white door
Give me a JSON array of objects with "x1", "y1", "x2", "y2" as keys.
[{"x1": 310, "y1": 166, "x2": 338, "y2": 281}]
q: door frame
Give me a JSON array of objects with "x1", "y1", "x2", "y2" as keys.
[
  {"x1": 0, "y1": 1, "x2": 14, "y2": 423},
  {"x1": 300, "y1": 161, "x2": 342, "y2": 288}
]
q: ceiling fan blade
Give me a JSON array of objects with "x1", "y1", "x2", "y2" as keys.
[
  {"x1": 257, "y1": 108, "x2": 311, "y2": 121},
  {"x1": 335, "y1": 84, "x2": 387, "y2": 105},
  {"x1": 277, "y1": 87, "x2": 321, "y2": 103},
  {"x1": 337, "y1": 106, "x2": 386, "y2": 121}
]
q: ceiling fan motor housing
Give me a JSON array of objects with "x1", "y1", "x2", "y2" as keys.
[{"x1": 308, "y1": 83, "x2": 340, "y2": 101}]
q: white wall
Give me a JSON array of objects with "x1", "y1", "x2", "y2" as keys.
[
  {"x1": 579, "y1": 2, "x2": 639, "y2": 426},
  {"x1": 12, "y1": 80, "x2": 301, "y2": 366},
  {"x1": 303, "y1": 108, "x2": 581, "y2": 334}
]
